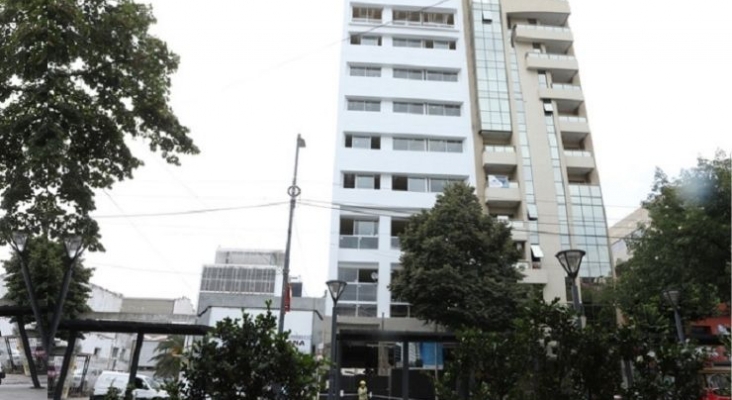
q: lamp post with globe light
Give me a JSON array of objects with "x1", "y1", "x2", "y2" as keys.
[
  {"x1": 555, "y1": 249, "x2": 586, "y2": 329},
  {"x1": 326, "y1": 280, "x2": 347, "y2": 400}
]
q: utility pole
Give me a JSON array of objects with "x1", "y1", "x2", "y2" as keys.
[{"x1": 278, "y1": 134, "x2": 306, "y2": 334}]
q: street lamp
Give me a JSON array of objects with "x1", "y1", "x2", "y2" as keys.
[
  {"x1": 278, "y1": 134, "x2": 306, "y2": 334},
  {"x1": 662, "y1": 289, "x2": 685, "y2": 343},
  {"x1": 326, "y1": 280, "x2": 347, "y2": 400},
  {"x1": 556, "y1": 249, "x2": 585, "y2": 329},
  {"x1": 6, "y1": 231, "x2": 44, "y2": 389}
]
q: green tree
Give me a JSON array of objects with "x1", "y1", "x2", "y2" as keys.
[
  {"x1": 616, "y1": 152, "x2": 731, "y2": 321},
  {"x1": 0, "y1": 0, "x2": 198, "y2": 243},
  {"x1": 390, "y1": 182, "x2": 523, "y2": 331},
  {"x1": 151, "y1": 335, "x2": 184, "y2": 380},
  {"x1": 617, "y1": 306, "x2": 707, "y2": 400},
  {"x1": 2, "y1": 236, "x2": 92, "y2": 331},
  {"x1": 176, "y1": 304, "x2": 321, "y2": 400},
  {"x1": 435, "y1": 298, "x2": 624, "y2": 400}
]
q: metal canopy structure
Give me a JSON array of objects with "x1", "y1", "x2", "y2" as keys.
[
  {"x1": 335, "y1": 330, "x2": 456, "y2": 400},
  {"x1": 0, "y1": 304, "x2": 46, "y2": 388},
  {"x1": 53, "y1": 319, "x2": 210, "y2": 400}
]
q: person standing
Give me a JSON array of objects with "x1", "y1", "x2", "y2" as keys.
[{"x1": 357, "y1": 380, "x2": 368, "y2": 400}]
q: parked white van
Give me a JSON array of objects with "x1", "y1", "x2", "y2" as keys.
[{"x1": 91, "y1": 371, "x2": 168, "y2": 400}]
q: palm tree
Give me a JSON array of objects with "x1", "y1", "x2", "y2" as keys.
[{"x1": 151, "y1": 335, "x2": 185, "y2": 379}]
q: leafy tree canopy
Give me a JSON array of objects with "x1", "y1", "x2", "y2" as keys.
[
  {"x1": 616, "y1": 151, "x2": 731, "y2": 320},
  {"x1": 2, "y1": 235, "x2": 92, "y2": 330},
  {"x1": 0, "y1": 0, "x2": 198, "y2": 245},
  {"x1": 390, "y1": 182, "x2": 524, "y2": 331},
  {"x1": 175, "y1": 305, "x2": 321, "y2": 400}
]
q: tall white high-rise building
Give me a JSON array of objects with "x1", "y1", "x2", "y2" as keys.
[{"x1": 328, "y1": 0, "x2": 613, "y2": 328}]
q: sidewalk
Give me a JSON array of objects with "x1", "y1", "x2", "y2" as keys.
[{"x1": 0, "y1": 374, "x2": 87, "y2": 399}]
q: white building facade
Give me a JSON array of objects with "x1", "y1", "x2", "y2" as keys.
[{"x1": 328, "y1": 0, "x2": 613, "y2": 322}]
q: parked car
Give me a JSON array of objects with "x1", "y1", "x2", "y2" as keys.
[
  {"x1": 90, "y1": 371, "x2": 168, "y2": 400},
  {"x1": 701, "y1": 367, "x2": 731, "y2": 400}
]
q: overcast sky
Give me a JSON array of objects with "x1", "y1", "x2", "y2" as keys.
[{"x1": 2, "y1": 0, "x2": 731, "y2": 305}]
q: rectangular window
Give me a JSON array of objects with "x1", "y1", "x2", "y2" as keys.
[
  {"x1": 393, "y1": 10, "x2": 454, "y2": 26},
  {"x1": 392, "y1": 175, "x2": 408, "y2": 191},
  {"x1": 393, "y1": 10, "x2": 421, "y2": 24},
  {"x1": 408, "y1": 177, "x2": 427, "y2": 192},
  {"x1": 347, "y1": 99, "x2": 381, "y2": 112},
  {"x1": 350, "y1": 65, "x2": 381, "y2": 77},
  {"x1": 346, "y1": 134, "x2": 381, "y2": 149},
  {"x1": 393, "y1": 138, "x2": 462, "y2": 152},
  {"x1": 351, "y1": 35, "x2": 382, "y2": 46},
  {"x1": 393, "y1": 38, "x2": 456, "y2": 50},
  {"x1": 426, "y1": 70, "x2": 458, "y2": 82},
  {"x1": 352, "y1": 7, "x2": 383, "y2": 22},
  {"x1": 393, "y1": 102, "x2": 424, "y2": 114},
  {"x1": 393, "y1": 38, "x2": 422, "y2": 48},
  {"x1": 426, "y1": 103, "x2": 461, "y2": 116},
  {"x1": 344, "y1": 174, "x2": 380, "y2": 189},
  {"x1": 393, "y1": 68, "x2": 424, "y2": 80}
]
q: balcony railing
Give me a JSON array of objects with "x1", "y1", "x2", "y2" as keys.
[
  {"x1": 487, "y1": 181, "x2": 520, "y2": 189},
  {"x1": 517, "y1": 24, "x2": 571, "y2": 33},
  {"x1": 564, "y1": 150, "x2": 592, "y2": 157},
  {"x1": 552, "y1": 83, "x2": 582, "y2": 91},
  {"x1": 352, "y1": 17, "x2": 382, "y2": 24},
  {"x1": 340, "y1": 283, "x2": 378, "y2": 302},
  {"x1": 339, "y1": 235, "x2": 378, "y2": 249},
  {"x1": 484, "y1": 145, "x2": 515, "y2": 153},
  {"x1": 558, "y1": 115, "x2": 587, "y2": 123},
  {"x1": 527, "y1": 53, "x2": 576, "y2": 61}
]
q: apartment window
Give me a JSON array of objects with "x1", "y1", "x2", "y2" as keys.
[
  {"x1": 351, "y1": 35, "x2": 382, "y2": 46},
  {"x1": 393, "y1": 138, "x2": 425, "y2": 151},
  {"x1": 392, "y1": 175, "x2": 462, "y2": 192},
  {"x1": 426, "y1": 70, "x2": 458, "y2": 82},
  {"x1": 392, "y1": 38, "x2": 422, "y2": 48},
  {"x1": 394, "y1": 68, "x2": 458, "y2": 82},
  {"x1": 346, "y1": 134, "x2": 381, "y2": 149},
  {"x1": 352, "y1": 7, "x2": 382, "y2": 23},
  {"x1": 393, "y1": 10, "x2": 454, "y2": 27},
  {"x1": 427, "y1": 40, "x2": 456, "y2": 50},
  {"x1": 350, "y1": 65, "x2": 381, "y2": 77},
  {"x1": 393, "y1": 102, "x2": 424, "y2": 114},
  {"x1": 393, "y1": 138, "x2": 462, "y2": 152},
  {"x1": 392, "y1": 37, "x2": 456, "y2": 50},
  {"x1": 341, "y1": 219, "x2": 378, "y2": 236},
  {"x1": 344, "y1": 173, "x2": 381, "y2": 189},
  {"x1": 393, "y1": 68, "x2": 424, "y2": 80},
  {"x1": 347, "y1": 99, "x2": 381, "y2": 112},
  {"x1": 427, "y1": 103, "x2": 460, "y2": 116},
  {"x1": 391, "y1": 219, "x2": 408, "y2": 249}
]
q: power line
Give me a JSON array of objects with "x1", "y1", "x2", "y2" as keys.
[{"x1": 92, "y1": 201, "x2": 289, "y2": 219}]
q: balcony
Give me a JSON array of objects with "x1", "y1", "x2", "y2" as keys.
[
  {"x1": 340, "y1": 283, "x2": 378, "y2": 302},
  {"x1": 514, "y1": 24, "x2": 573, "y2": 53},
  {"x1": 501, "y1": 220, "x2": 529, "y2": 242},
  {"x1": 483, "y1": 146, "x2": 518, "y2": 173},
  {"x1": 339, "y1": 235, "x2": 378, "y2": 249},
  {"x1": 514, "y1": 261, "x2": 549, "y2": 284},
  {"x1": 526, "y1": 53, "x2": 578, "y2": 82},
  {"x1": 503, "y1": 0, "x2": 570, "y2": 26},
  {"x1": 539, "y1": 84, "x2": 584, "y2": 113},
  {"x1": 564, "y1": 150, "x2": 595, "y2": 175},
  {"x1": 558, "y1": 115, "x2": 590, "y2": 144},
  {"x1": 485, "y1": 178, "x2": 521, "y2": 208}
]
